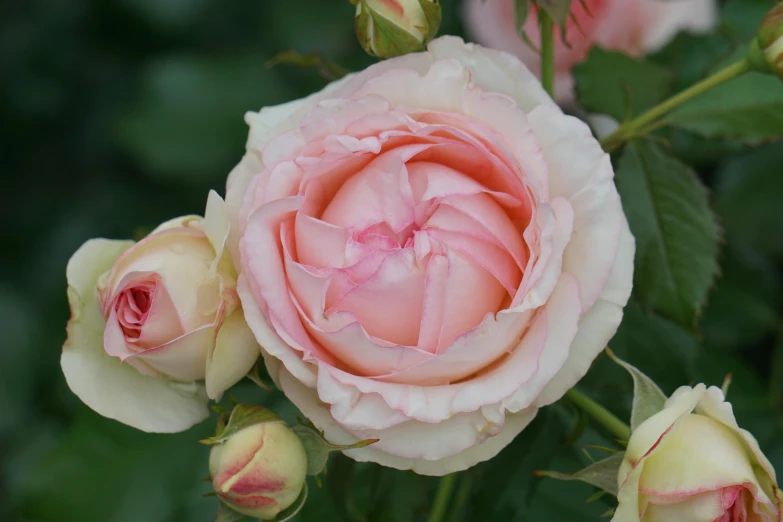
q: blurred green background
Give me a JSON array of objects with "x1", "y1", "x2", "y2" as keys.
[{"x1": 2, "y1": 0, "x2": 782, "y2": 521}]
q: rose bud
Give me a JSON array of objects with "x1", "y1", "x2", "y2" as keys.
[
  {"x1": 749, "y1": 2, "x2": 783, "y2": 78},
  {"x1": 62, "y1": 191, "x2": 260, "y2": 433},
  {"x1": 209, "y1": 419, "x2": 308, "y2": 520},
  {"x1": 351, "y1": 0, "x2": 442, "y2": 58},
  {"x1": 615, "y1": 384, "x2": 782, "y2": 522}
]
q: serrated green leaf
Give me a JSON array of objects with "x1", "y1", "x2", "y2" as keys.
[
  {"x1": 573, "y1": 48, "x2": 673, "y2": 121},
  {"x1": 536, "y1": 452, "x2": 624, "y2": 496},
  {"x1": 201, "y1": 405, "x2": 281, "y2": 445},
  {"x1": 606, "y1": 349, "x2": 667, "y2": 431},
  {"x1": 665, "y1": 72, "x2": 783, "y2": 145},
  {"x1": 615, "y1": 140, "x2": 721, "y2": 328}
]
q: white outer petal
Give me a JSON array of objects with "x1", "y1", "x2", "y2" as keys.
[
  {"x1": 62, "y1": 239, "x2": 210, "y2": 433},
  {"x1": 277, "y1": 367, "x2": 538, "y2": 476},
  {"x1": 536, "y1": 218, "x2": 634, "y2": 406},
  {"x1": 205, "y1": 307, "x2": 260, "y2": 400}
]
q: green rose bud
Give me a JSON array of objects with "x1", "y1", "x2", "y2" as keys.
[
  {"x1": 351, "y1": 0, "x2": 442, "y2": 59},
  {"x1": 749, "y1": 2, "x2": 783, "y2": 78}
]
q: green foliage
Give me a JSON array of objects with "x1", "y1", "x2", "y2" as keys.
[
  {"x1": 573, "y1": 48, "x2": 673, "y2": 121},
  {"x1": 615, "y1": 140, "x2": 721, "y2": 328}
]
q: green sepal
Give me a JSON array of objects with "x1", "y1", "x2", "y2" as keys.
[
  {"x1": 200, "y1": 404, "x2": 282, "y2": 446},
  {"x1": 419, "y1": 0, "x2": 442, "y2": 45},
  {"x1": 266, "y1": 482, "x2": 308, "y2": 522},
  {"x1": 535, "y1": 452, "x2": 624, "y2": 496},
  {"x1": 292, "y1": 424, "x2": 379, "y2": 475},
  {"x1": 606, "y1": 348, "x2": 667, "y2": 432},
  {"x1": 537, "y1": 0, "x2": 573, "y2": 36},
  {"x1": 245, "y1": 360, "x2": 273, "y2": 392}
]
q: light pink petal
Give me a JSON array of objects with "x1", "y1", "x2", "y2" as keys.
[
  {"x1": 241, "y1": 196, "x2": 333, "y2": 364},
  {"x1": 406, "y1": 161, "x2": 521, "y2": 208},
  {"x1": 439, "y1": 193, "x2": 528, "y2": 271},
  {"x1": 320, "y1": 148, "x2": 417, "y2": 233},
  {"x1": 424, "y1": 227, "x2": 521, "y2": 295},
  {"x1": 132, "y1": 325, "x2": 214, "y2": 382},
  {"x1": 327, "y1": 249, "x2": 428, "y2": 346},
  {"x1": 134, "y1": 278, "x2": 185, "y2": 348}
]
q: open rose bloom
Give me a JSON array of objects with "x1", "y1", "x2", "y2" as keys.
[
  {"x1": 616, "y1": 385, "x2": 783, "y2": 522},
  {"x1": 464, "y1": 0, "x2": 717, "y2": 102},
  {"x1": 62, "y1": 192, "x2": 259, "y2": 432},
  {"x1": 227, "y1": 36, "x2": 634, "y2": 475}
]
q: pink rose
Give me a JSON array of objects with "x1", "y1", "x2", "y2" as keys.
[
  {"x1": 227, "y1": 36, "x2": 634, "y2": 475},
  {"x1": 62, "y1": 192, "x2": 260, "y2": 432},
  {"x1": 463, "y1": 0, "x2": 717, "y2": 103}
]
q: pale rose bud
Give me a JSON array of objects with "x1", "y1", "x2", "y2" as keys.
[
  {"x1": 749, "y1": 3, "x2": 783, "y2": 78},
  {"x1": 615, "y1": 385, "x2": 782, "y2": 522},
  {"x1": 62, "y1": 191, "x2": 259, "y2": 433},
  {"x1": 352, "y1": 0, "x2": 442, "y2": 58},
  {"x1": 210, "y1": 420, "x2": 308, "y2": 520}
]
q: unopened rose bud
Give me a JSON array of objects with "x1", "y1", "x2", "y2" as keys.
[
  {"x1": 209, "y1": 419, "x2": 308, "y2": 520},
  {"x1": 615, "y1": 385, "x2": 782, "y2": 522},
  {"x1": 352, "y1": 0, "x2": 442, "y2": 58},
  {"x1": 749, "y1": 2, "x2": 783, "y2": 78}
]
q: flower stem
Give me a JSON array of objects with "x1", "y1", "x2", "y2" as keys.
[
  {"x1": 428, "y1": 473, "x2": 458, "y2": 522},
  {"x1": 565, "y1": 388, "x2": 631, "y2": 443},
  {"x1": 599, "y1": 58, "x2": 752, "y2": 152},
  {"x1": 539, "y1": 9, "x2": 555, "y2": 98}
]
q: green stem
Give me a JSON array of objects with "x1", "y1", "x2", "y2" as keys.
[
  {"x1": 428, "y1": 473, "x2": 458, "y2": 522},
  {"x1": 600, "y1": 58, "x2": 752, "y2": 152},
  {"x1": 539, "y1": 9, "x2": 555, "y2": 97},
  {"x1": 565, "y1": 388, "x2": 631, "y2": 443}
]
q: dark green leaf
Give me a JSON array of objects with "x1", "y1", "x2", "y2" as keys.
[
  {"x1": 615, "y1": 139, "x2": 721, "y2": 327},
  {"x1": 714, "y1": 144, "x2": 783, "y2": 256},
  {"x1": 699, "y1": 246, "x2": 781, "y2": 351},
  {"x1": 573, "y1": 48, "x2": 673, "y2": 121},
  {"x1": 722, "y1": 0, "x2": 776, "y2": 41}
]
